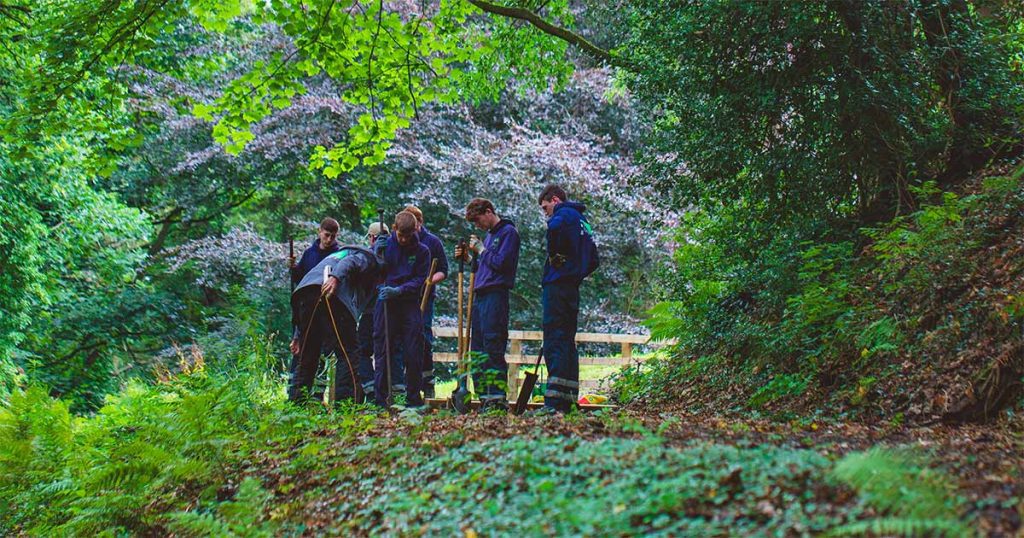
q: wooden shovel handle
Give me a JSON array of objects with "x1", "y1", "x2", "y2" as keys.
[{"x1": 420, "y1": 258, "x2": 438, "y2": 313}]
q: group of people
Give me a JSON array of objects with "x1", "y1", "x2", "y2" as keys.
[{"x1": 286, "y1": 184, "x2": 598, "y2": 415}]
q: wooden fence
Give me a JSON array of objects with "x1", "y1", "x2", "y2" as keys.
[{"x1": 430, "y1": 327, "x2": 670, "y2": 400}]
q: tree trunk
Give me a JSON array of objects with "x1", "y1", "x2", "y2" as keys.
[{"x1": 834, "y1": 0, "x2": 912, "y2": 225}]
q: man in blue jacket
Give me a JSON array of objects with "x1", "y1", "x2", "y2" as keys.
[
  {"x1": 537, "y1": 185, "x2": 599, "y2": 414},
  {"x1": 403, "y1": 205, "x2": 449, "y2": 399},
  {"x1": 457, "y1": 198, "x2": 521, "y2": 411},
  {"x1": 374, "y1": 211, "x2": 431, "y2": 408},
  {"x1": 289, "y1": 218, "x2": 341, "y2": 291}
]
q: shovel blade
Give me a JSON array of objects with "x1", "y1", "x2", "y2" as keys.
[
  {"x1": 513, "y1": 371, "x2": 539, "y2": 415},
  {"x1": 451, "y1": 375, "x2": 471, "y2": 414}
]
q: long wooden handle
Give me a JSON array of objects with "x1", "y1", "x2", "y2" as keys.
[
  {"x1": 456, "y1": 272, "x2": 464, "y2": 372},
  {"x1": 420, "y1": 258, "x2": 438, "y2": 313},
  {"x1": 463, "y1": 272, "x2": 476, "y2": 374}
]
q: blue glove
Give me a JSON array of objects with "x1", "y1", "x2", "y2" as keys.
[
  {"x1": 373, "y1": 235, "x2": 389, "y2": 256},
  {"x1": 378, "y1": 285, "x2": 401, "y2": 301}
]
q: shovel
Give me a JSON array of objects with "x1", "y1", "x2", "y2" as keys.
[
  {"x1": 378, "y1": 209, "x2": 393, "y2": 406},
  {"x1": 452, "y1": 251, "x2": 477, "y2": 414},
  {"x1": 451, "y1": 240, "x2": 471, "y2": 413},
  {"x1": 513, "y1": 349, "x2": 543, "y2": 415}
]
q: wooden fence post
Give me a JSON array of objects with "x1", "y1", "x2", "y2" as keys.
[{"x1": 508, "y1": 339, "x2": 522, "y2": 400}]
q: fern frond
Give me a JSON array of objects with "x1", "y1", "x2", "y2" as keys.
[
  {"x1": 829, "y1": 516, "x2": 972, "y2": 537},
  {"x1": 165, "y1": 510, "x2": 235, "y2": 537},
  {"x1": 832, "y1": 447, "x2": 954, "y2": 519},
  {"x1": 831, "y1": 447, "x2": 974, "y2": 537}
]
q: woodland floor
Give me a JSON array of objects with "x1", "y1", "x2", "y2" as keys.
[{"x1": 234, "y1": 406, "x2": 1023, "y2": 537}]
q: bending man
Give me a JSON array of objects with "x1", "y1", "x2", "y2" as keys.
[{"x1": 290, "y1": 239, "x2": 384, "y2": 404}]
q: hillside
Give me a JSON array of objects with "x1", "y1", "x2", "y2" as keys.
[{"x1": 616, "y1": 164, "x2": 1024, "y2": 425}]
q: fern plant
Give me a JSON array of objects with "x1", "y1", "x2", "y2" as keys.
[
  {"x1": 829, "y1": 447, "x2": 973, "y2": 537},
  {"x1": 165, "y1": 477, "x2": 278, "y2": 537}
]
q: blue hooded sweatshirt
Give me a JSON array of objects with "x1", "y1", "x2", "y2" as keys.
[
  {"x1": 419, "y1": 226, "x2": 449, "y2": 297},
  {"x1": 382, "y1": 231, "x2": 431, "y2": 299},
  {"x1": 291, "y1": 238, "x2": 340, "y2": 287},
  {"x1": 474, "y1": 218, "x2": 520, "y2": 292},
  {"x1": 542, "y1": 201, "x2": 595, "y2": 286}
]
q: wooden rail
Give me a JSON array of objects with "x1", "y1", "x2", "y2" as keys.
[{"x1": 430, "y1": 327, "x2": 672, "y2": 399}]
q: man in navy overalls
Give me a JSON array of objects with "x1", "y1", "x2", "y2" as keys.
[
  {"x1": 537, "y1": 185, "x2": 597, "y2": 414},
  {"x1": 457, "y1": 198, "x2": 521, "y2": 411},
  {"x1": 373, "y1": 211, "x2": 430, "y2": 408},
  {"x1": 402, "y1": 205, "x2": 448, "y2": 400}
]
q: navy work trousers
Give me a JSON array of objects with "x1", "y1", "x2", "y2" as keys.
[
  {"x1": 391, "y1": 296, "x2": 434, "y2": 396},
  {"x1": 421, "y1": 295, "x2": 436, "y2": 391},
  {"x1": 373, "y1": 297, "x2": 424, "y2": 406},
  {"x1": 541, "y1": 282, "x2": 580, "y2": 411},
  {"x1": 470, "y1": 288, "x2": 510, "y2": 402},
  {"x1": 356, "y1": 307, "x2": 375, "y2": 399}
]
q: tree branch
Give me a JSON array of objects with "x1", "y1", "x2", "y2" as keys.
[
  {"x1": 50, "y1": 0, "x2": 173, "y2": 101},
  {"x1": 466, "y1": 0, "x2": 627, "y2": 69},
  {"x1": 148, "y1": 206, "x2": 183, "y2": 255},
  {"x1": 0, "y1": 3, "x2": 31, "y2": 27}
]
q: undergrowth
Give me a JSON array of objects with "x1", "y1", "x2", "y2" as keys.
[
  {"x1": 330, "y1": 436, "x2": 849, "y2": 535},
  {"x1": 1, "y1": 339, "x2": 975, "y2": 536},
  {"x1": 0, "y1": 337, "x2": 377, "y2": 536},
  {"x1": 284, "y1": 420, "x2": 972, "y2": 537},
  {"x1": 619, "y1": 166, "x2": 1024, "y2": 420}
]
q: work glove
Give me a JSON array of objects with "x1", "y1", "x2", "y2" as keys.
[
  {"x1": 378, "y1": 285, "x2": 401, "y2": 301},
  {"x1": 373, "y1": 234, "x2": 389, "y2": 257},
  {"x1": 468, "y1": 234, "x2": 484, "y2": 255}
]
